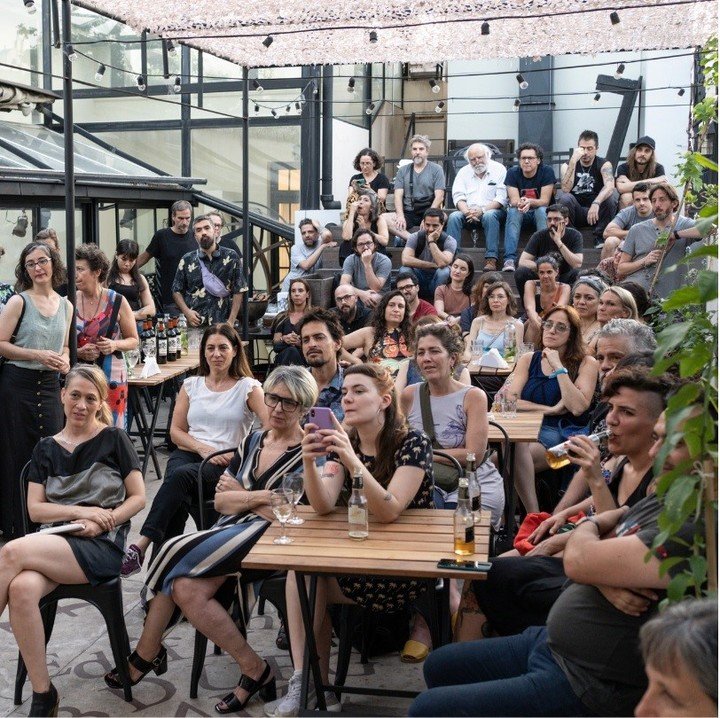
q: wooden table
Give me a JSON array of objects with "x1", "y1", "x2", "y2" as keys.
[
  {"x1": 468, "y1": 361, "x2": 515, "y2": 377},
  {"x1": 128, "y1": 351, "x2": 200, "y2": 477},
  {"x1": 243, "y1": 506, "x2": 490, "y2": 710}
]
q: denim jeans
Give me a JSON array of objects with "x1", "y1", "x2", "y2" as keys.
[
  {"x1": 413, "y1": 266, "x2": 451, "y2": 301},
  {"x1": 447, "y1": 209, "x2": 505, "y2": 258},
  {"x1": 556, "y1": 192, "x2": 617, "y2": 241},
  {"x1": 409, "y1": 627, "x2": 591, "y2": 717},
  {"x1": 504, "y1": 206, "x2": 548, "y2": 263}
]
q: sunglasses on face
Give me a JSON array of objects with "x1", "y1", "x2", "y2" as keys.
[
  {"x1": 264, "y1": 393, "x2": 301, "y2": 412},
  {"x1": 542, "y1": 320, "x2": 569, "y2": 333}
]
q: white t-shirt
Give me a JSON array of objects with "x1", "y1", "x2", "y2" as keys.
[{"x1": 185, "y1": 375, "x2": 261, "y2": 450}]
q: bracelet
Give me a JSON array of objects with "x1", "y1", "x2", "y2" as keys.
[
  {"x1": 549, "y1": 367, "x2": 569, "y2": 378},
  {"x1": 591, "y1": 201, "x2": 600, "y2": 206},
  {"x1": 576, "y1": 516, "x2": 599, "y2": 531}
]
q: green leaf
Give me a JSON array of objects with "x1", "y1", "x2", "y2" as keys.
[
  {"x1": 688, "y1": 555, "x2": 708, "y2": 585},
  {"x1": 657, "y1": 556, "x2": 684, "y2": 577},
  {"x1": 662, "y1": 287, "x2": 701, "y2": 311},
  {"x1": 680, "y1": 344, "x2": 712, "y2": 377},
  {"x1": 692, "y1": 152, "x2": 719, "y2": 171},
  {"x1": 655, "y1": 322, "x2": 692, "y2": 353},
  {"x1": 666, "y1": 572, "x2": 694, "y2": 602},
  {"x1": 683, "y1": 244, "x2": 719, "y2": 261}
]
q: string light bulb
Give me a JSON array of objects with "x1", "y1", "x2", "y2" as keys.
[
  {"x1": 593, "y1": 93, "x2": 601, "y2": 102},
  {"x1": 172, "y1": 76, "x2": 182, "y2": 93},
  {"x1": 251, "y1": 79, "x2": 264, "y2": 93},
  {"x1": 347, "y1": 77, "x2": 356, "y2": 94},
  {"x1": 21, "y1": 102, "x2": 33, "y2": 116},
  {"x1": 23, "y1": 0, "x2": 36, "y2": 14},
  {"x1": 271, "y1": 109, "x2": 278, "y2": 118},
  {"x1": 166, "y1": 39, "x2": 177, "y2": 55},
  {"x1": 366, "y1": 102, "x2": 376, "y2": 115},
  {"x1": 94, "y1": 64, "x2": 106, "y2": 82},
  {"x1": 610, "y1": 11, "x2": 620, "y2": 24},
  {"x1": 285, "y1": 104, "x2": 291, "y2": 113},
  {"x1": 136, "y1": 75, "x2": 146, "y2": 91},
  {"x1": 513, "y1": 99, "x2": 521, "y2": 112},
  {"x1": 254, "y1": 103, "x2": 260, "y2": 112},
  {"x1": 677, "y1": 88, "x2": 685, "y2": 96},
  {"x1": 262, "y1": 36, "x2": 273, "y2": 50},
  {"x1": 65, "y1": 44, "x2": 77, "y2": 62},
  {"x1": 295, "y1": 101, "x2": 301, "y2": 111},
  {"x1": 481, "y1": 21, "x2": 490, "y2": 35},
  {"x1": 516, "y1": 73, "x2": 528, "y2": 89},
  {"x1": 369, "y1": 30, "x2": 378, "y2": 43},
  {"x1": 614, "y1": 63, "x2": 625, "y2": 79},
  {"x1": 434, "y1": 101, "x2": 445, "y2": 114},
  {"x1": 429, "y1": 79, "x2": 440, "y2": 94}
]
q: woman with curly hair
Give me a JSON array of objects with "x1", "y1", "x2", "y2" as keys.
[
  {"x1": 341, "y1": 189, "x2": 390, "y2": 261},
  {"x1": 347, "y1": 147, "x2": 391, "y2": 204},
  {"x1": 343, "y1": 290, "x2": 413, "y2": 376},
  {"x1": 502, "y1": 305, "x2": 598, "y2": 513}
]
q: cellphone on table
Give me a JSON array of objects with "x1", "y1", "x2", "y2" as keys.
[
  {"x1": 308, "y1": 407, "x2": 335, "y2": 430},
  {"x1": 437, "y1": 558, "x2": 492, "y2": 572}
]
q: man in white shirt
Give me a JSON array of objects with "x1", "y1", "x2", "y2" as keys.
[
  {"x1": 446, "y1": 143, "x2": 507, "y2": 271},
  {"x1": 281, "y1": 219, "x2": 335, "y2": 291}
]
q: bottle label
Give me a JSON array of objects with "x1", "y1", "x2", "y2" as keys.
[
  {"x1": 158, "y1": 339, "x2": 167, "y2": 356},
  {"x1": 348, "y1": 506, "x2": 367, "y2": 524}
]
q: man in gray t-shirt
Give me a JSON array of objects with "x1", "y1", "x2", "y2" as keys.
[
  {"x1": 340, "y1": 228, "x2": 392, "y2": 308},
  {"x1": 600, "y1": 182, "x2": 654, "y2": 260},
  {"x1": 617, "y1": 184, "x2": 703, "y2": 298}
]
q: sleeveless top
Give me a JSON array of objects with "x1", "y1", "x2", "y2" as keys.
[
  {"x1": 534, "y1": 282, "x2": 565, "y2": 317},
  {"x1": 184, "y1": 375, "x2": 261, "y2": 450},
  {"x1": 10, "y1": 292, "x2": 69, "y2": 370},
  {"x1": 570, "y1": 155, "x2": 606, "y2": 207},
  {"x1": 109, "y1": 281, "x2": 141, "y2": 312},
  {"x1": 407, "y1": 385, "x2": 473, "y2": 449}
]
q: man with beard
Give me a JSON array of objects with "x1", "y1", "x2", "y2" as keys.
[
  {"x1": 395, "y1": 271, "x2": 438, "y2": 322},
  {"x1": 615, "y1": 136, "x2": 668, "y2": 209},
  {"x1": 600, "y1": 183, "x2": 654, "y2": 260},
  {"x1": 207, "y1": 210, "x2": 243, "y2": 260},
  {"x1": 447, "y1": 143, "x2": 508, "y2": 271},
  {"x1": 172, "y1": 214, "x2": 246, "y2": 326},
  {"x1": 331, "y1": 284, "x2": 369, "y2": 334},
  {"x1": 282, "y1": 218, "x2": 335, "y2": 291},
  {"x1": 617, "y1": 183, "x2": 703, "y2": 298},
  {"x1": 297, "y1": 308, "x2": 345, "y2": 421}
]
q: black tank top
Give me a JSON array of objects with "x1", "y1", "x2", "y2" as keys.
[
  {"x1": 571, "y1": 156, "x2": 606, "y2": 207},
  {"x1": 109, "y1": 281, "x2": 140, "y2": 311}
]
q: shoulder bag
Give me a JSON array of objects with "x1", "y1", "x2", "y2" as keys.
[
  {"x1": 418, "y1": 381, "x2": 461, "y2": 491},
  {"x1": 0, "y1": 294, "x2": 27, "y2": 376}
]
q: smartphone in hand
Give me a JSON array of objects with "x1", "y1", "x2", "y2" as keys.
[{"x1": 308, "y1": 407, "x2": 335, "y2": 431}]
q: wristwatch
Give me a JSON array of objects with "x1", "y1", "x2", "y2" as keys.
[{"x1": 673, "y1": 229, "x2": 681, "y2": 241}]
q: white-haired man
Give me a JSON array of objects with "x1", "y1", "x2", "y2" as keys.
[{"x1": 447, "y1": 143, "x2": 507, "y2": 271}]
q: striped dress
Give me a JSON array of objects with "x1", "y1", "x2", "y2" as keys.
[{"x1": 144, "y1": 429, "x2": 302, "y2": 599}]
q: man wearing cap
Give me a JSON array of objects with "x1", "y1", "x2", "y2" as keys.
[{"x1": 615, "y1": 136, "x2": 668, "y2": 210}]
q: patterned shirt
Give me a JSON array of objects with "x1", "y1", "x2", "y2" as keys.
[
  {"x1": 0, "y1": 283, "x2": 14, "y2": 313},
  {"x1": 316, "y1": 366, "x2": 344, "y2": 421},
  {"x1": 172, "y1": 246, "x2": 247, "y2": 325}
]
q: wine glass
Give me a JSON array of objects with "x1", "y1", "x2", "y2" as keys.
[
  {"x1": 124, "y1": 349, "x2": 140, "y2": 378},
  {"x1": 283, "y1": 472, "x2": 305, "y2": 526},
  {"x1": 270, "y1": 489, "x2": 293, "y2": 544}
]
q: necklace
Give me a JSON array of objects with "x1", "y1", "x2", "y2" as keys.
[
  {"x1": 57, "y1": 426, "x2": 100, "y2": 448},
  {"x1": 81, "y1": 288, "x2": 103, "y2": 319}
]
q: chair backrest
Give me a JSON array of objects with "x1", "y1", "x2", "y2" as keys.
[
  {"x1": 196, "y1": 449, "x2": 236, "y2": 530},
  {"x1": 17, "y1": 461, "x2": 32, "y2": 537},
  {"x1": 487, "y1": 420, "x2": 514, "y2": 542}
]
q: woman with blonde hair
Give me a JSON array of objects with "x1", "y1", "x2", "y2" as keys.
[{"x1": 597, "y1": 286, "x2": 639, "y2": 324}]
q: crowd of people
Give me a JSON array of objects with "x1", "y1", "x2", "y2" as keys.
[{"x1": 0, "y1": 129, "x2": 715, "y2": 718}]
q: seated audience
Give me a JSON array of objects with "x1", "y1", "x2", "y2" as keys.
[
  {"x1": 459, "y1": 271, "x2": 503, "y2": 334},
  {"x1": 615, "y1": 136, "x2": 668, "y2": 209},
  {"x1": 466, "y1": 281, "x2": 524, "y2": 356},
  {"x1": 434, "y1": 254, "x2": 474, "y2": 327},
  {"x1": 107, "y1": 239, "x2": 156, "y2": 322},
  {"x1": 343, "y1": 291, "x2": 413, "y2": 376},
  {"x1": 331, "y1": 284, "x2": 370, "y2": 334},
  {"x1": 400, "y1": 208, "x2": 456, "y2": 300},
  {"x1": 504, "y1": 143, "x2": 556, "y2": 272},
  {"x1": 272, "y1": 279, "x2": 313, "y2": 367},
  {"x1": 342, "y1": 190, "x2": 389, "y2": 260},
  {"x1": 105, "y1": 367, "x2": 317, "y2": 713},
  {"x1": 601, "y1": 182, "x2": 653, "y2": 259},
  {"x1": 340, "y1": 228, "x2": 392, "y2": 308},
  {"x1": 504, "y1": 306, "x2": 598, "y2": 513},
  {"x1": 347, "y1": 147, "x2": 391, "y2": 205},
  {"x1": 557, "y1": 129, "x2": 617, "y2": 247},
  {"x1": 120, "y1": 324, "x2": 265, "y2": 576},
  {"x1": 282, "y1": 219, "x2": 335, "y2": 291},
  {"x1": 570, "y1": 274, "x2": 608, "y2": 350},
  {"x1": 617, "y1": 280, "x2": 651, "y2": 321},
  {"x1": 395, "y1": 271, "x2": 438, "y2": 323},
  {"x1": 636, "y1": 599, "x2": 717, "y2": 718},
  {"x1": 265, "y1": 364, "x2": 434, "y2": 717},
  {"x1": 598, "y1": 285, "x2": 639, "y2": 325},
  {"x1": 596, "y1": 240, "x2": 626, "y2": 282},
  {"x1": 515, "y1": 204, "x2": 583, "y2": 311},
  {"x1": 0, "y1": 365, "x2": 145, "y2": 717},
  {"x1": 617, "y1": 183, "x2": 704, "y2": 299},
  {"x1": 446, "y1": 143, "x2": 508, "y2": 271},
  {"x1": 409, "y1": 406, "x2": 697, "y2": 718},
  {"x1": 523, "y1": 255, "x2": 571, "y2": 346}
]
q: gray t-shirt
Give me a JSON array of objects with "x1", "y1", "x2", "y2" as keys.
[
  {"x1": 341, "y1": 252, "x2": 392, "y2": 291},
  {"x1": 282, "y1": 241, "x2": 323, "y2": 291},
  {"x1": 405, "y1": 230, "x2": 457, "y2": 263},
  {"x1": 622, "y1": 216, "x2": 697, "y2": 297},
  {"x1": 394, "y1": 162, "x2": 446, "y2": 211},
  {"x1": 610, "y1": 206, "x2": 653, "y2": 230}
]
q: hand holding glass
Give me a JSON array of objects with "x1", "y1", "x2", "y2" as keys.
[
  {"x1": 282, "y1": 472, "x2": 305, "y2": 525},
  {"x1": 270, "y1": 489, "x2": 293, "y2": 544}
]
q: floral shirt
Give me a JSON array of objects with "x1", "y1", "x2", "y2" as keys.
[
  {"x1": 172, "y1": 246, "x2": 247, "y2": 325},
  {"x1": 0, "y1": 283, "x2": 14, "y2": 313}
]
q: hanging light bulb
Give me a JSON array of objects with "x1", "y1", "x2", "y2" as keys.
[
  {"x1": 262, "y1": 36, "x2": 274, "y2": 50},
  {"x1": 23, "y1": 0, "x2": 36, "y2": 14},
  {"x1": 347, "y1": 77, "x2": 356, "y2": 94},
  {"x1": 251, "y1": 79, "x2": 264, "y2": 93},
  {"x1": 136, "y1": 75, "x2": 146, "y2": 91},
  {"x1": 429, "y1": 79, "x2": 440, "y2": 94},
  {"x1": 481, "y1": 21, "x2": 490, "y2": 35},
  {"x1": 312, "y1": 81, "x2": 319, "y2": 96},
  {"x1": 254, "y1": 103, "x2": 260, "y2": 112},
  {"x1": 434, "y1": 101, "x2": 445, "y2": 114},
  {"x1": 365, "y1": 102, "x2": 376, "y2": 115},
  {"x1": 285, "y1": 104, "x2": 291, "y2": 113},
  {"x1": 516, "y1": 73, "x2": 528, "y2": 89},
  {"x1": 271, "y1": 109, "x2": 278, "y2": 118},
  {"x1": 65, "y1": 44, "x2": 77, "y2": 62},
  {"x1": 95, "y1": 63, "x2": 106, "y2": 82},
  {"x1": 614, "y1": 63, "x2": 625, "y2": 79},
  {"x1": 166, "y1": 39, "x2": 177, "y2": 55},
  {"x1": 677, "y1": 87, "x2": 686, "y2": 96},
  {"x1": 369, "y1": 30, "x2": 378, "y2": 43},
  {"x1": 21, "y1": 102, "x2": 33, "y2": 116},
  {"x1": 512, "y1": 99, "x2": 521, "y2": 112},
  {"x1": 610, "y1": 11, "x2": 620, "y2": 24},
  {"x1": 295, "y1": 101, "x2": 301, "y2": 111},
  {"x1": 172, "y1": 76, "x2": 182, "y2": 93},
  {"x1": 593, "y1": 93, "x2": 601, "y2": 103}
]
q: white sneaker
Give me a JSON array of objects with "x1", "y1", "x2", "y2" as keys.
[
  {"x1": 502, "y1": 259, "x2": 515, "y2": 272},
  {"x1": 264, "y1": 670, "x2": 341, "y2": 716}
]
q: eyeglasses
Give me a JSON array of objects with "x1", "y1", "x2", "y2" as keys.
[
  {"x1": 397, "y1": 284, "x2": 416, "y2": 292},
  {"x1": 25, "y1": 257, "x2": 51, "y2": 271},
  {"x1": 542, "y1": 320, "x2": 570, "y2": 333},
  {"x1": 264, "y1": 393, "x2": 301, "y2": 412},
  {"x1": 519, "y1": 156, "x2": 538, "y2": 162},
  {"x1": 212, "y1": 223, "x2": 222, "y2": 228},
  {"x1": 356, "y1": 241, "x2": 374, "y2": 249}
]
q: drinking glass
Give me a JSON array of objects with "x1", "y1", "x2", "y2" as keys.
[
  {"x1": 518, "y1": 342, "x2": 534, "y2": 357},
  {"x1": 283, "y1": 472, "x2": 305, "y2": 525},
  {"x1": 501, "y1": 392, "x2": 518, "y2": 419},
  {"x1": 270, "y1": 489, "x2": 293, "y2": 544},
  {"x1": 124, "y1": 349, "x2": 140, "y2": 377},
  {"x1": 470, "y1": 340, "x2": 483, "y2": 368}
]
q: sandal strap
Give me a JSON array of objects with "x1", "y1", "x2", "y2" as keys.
[
  {"x1": 128, "y1": 648, "x2": 163, "y2": 674},
  {"x1": 237, "y1": 661, "x2": 271, "y2": 694}
]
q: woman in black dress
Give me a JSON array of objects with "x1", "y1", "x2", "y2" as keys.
[
  {"x1": 0, "y1": 364, "x2": 145, "y2": 716},
  {"x1": 272, "y1": 278, "x2": 312, "y2": 367},
  {"x1": 264, "y1": 363, "x2": 434, "y2": 717},
  {"x1": 107, "y1": 239, "x2": 156, "y2": 322}
]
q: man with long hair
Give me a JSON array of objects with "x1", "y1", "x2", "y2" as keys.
[{"x1": 615, "y1": 136, "x2": 668, "y2": 209}]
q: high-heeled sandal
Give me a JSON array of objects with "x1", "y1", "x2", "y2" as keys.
[
  {"x1": 29, "y1": 682, "x2": 59, "y2": 717},
  {"x1": 215, "y1": 660, "x2": 276, "y2": 714},
  {"x1": 104, "y1": 645, "x2": 168, "y2": 689}
]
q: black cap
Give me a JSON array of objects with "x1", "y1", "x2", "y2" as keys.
[{"x1": 635, "y1": 135, "x2": 656, "y2": 150}]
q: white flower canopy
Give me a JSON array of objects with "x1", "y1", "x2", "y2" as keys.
[{"x1": 74, "y1": 0, "x2": 716, "y2": 67}]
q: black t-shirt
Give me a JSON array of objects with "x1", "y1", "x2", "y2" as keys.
[
  {"x1": 615, "y1": 161, "x2": 666, "y2": 181},
  {"x1": 505, "y1": 164, "x2": 557, "y2": 200},
  {"x1": 349, "y1": 172, "x2": 391, "y2": 194},
  {"x1": 331, "y1": 303, "x2": 370, "y2": 334},
  {"x1": 524, "y1": 227, "x2": 584, "y2": 276},
  {"x1": 146, "y1": 227, "x2": 196, "y2": 306},
  {"x1": 570, "y1": 156, "x2": 607, "y2": 207},
  {"x1": 218, "y1": 235, "x2": 243, "y2": 260}
]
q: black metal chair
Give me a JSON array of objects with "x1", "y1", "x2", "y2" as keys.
[
  {"x1": 488, "y1": 420, "x2": 513, "y2": 554},
  {"x1": 13, "y1": 463, "x2": 134, "y2": 705}
]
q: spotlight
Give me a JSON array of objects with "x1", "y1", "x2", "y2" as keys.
[
  {"x1": 136, "y1": 74, "x2": 146, "y2": 91},
  {"x1": 481, "y1": 21, "x2": 490, "y2": 35},
  {"x1": 365, "y1": 102, "x2": 376, "y2": 115},
  {"x1": 252, "y1": 79, "x2": 264, "y2": 93},
  {"x1": 347, "y1": 77, "x2": 356, "y2": 94},
  {"x1": 65, "y1": 44, "x2": 77, "y2": 62},
  {"x1": 593, "y1": 93, "x2": 601, "y2": 103},
  {"x1": 434, "y1": 101, "x2": 445, "y2": 114},
  {"x1": 614, "y1": 63, "x2": 625, "y2": 79},
  {"x1": 23, "y1": 0, "x2": 36, "y2": 14},
  {"x1": 369, "y1": 30, "x2": 378, "y2": 43},
  {"x1": 166, "y1": 39, "x2": 177, "y2": 55},
  {"x1": 513, "y1": 99, "x2": 521, "y2": 112},
  {"x1": 262, "y1": 36, "x2": 273, "y2": 50},
  {"x1": 610, "y1": 11, "x2": 620, "y2": 24},
  {"x1": 254, "y1": 103, "x2": 260, "y2": 112},
  {"x1": 677, "y1": 88, "x2": 686, "y2": 96},
  {"x1": 12, "y1": 211, "x2": 29, "y2": 238},
  {"x1": 516, "y1": 73, "x2": 528, "y2": 89},
  {"x1": 429, "y1": 79, "x2": 440, "y2": 94},
  {"x1": 95, "y1": 63, "x2": 106, "y2": 82},
  {"x1": 172, "y1": 76, "x2": 182, "y2": 93},
  {"x1": 20, "y1": 102, "x2": 33, "y2": 116}
]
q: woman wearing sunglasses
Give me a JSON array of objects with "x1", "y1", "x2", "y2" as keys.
[
  {"x1": 120, "y1": 323, "x2": 266, "y2": 576},
  {"x1": 501, "y1": 306, "x2": 597, "y2": 513}
]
